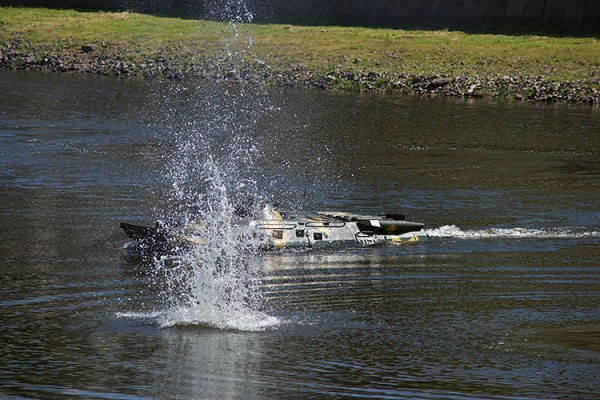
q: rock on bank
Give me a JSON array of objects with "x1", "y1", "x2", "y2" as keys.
[{"x1": 1, "y1": 40, "x2": 598, "y2": 104}]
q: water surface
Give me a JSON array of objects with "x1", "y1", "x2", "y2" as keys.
[{"x1": 0, "y1": 70, "x2": 599, "y2": 399}]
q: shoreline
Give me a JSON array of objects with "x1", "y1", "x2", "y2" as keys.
[
  {"x1": 3, "y1": 40, "x2": 597, "y2": 104},
  {"x1": 1, "y1": 7, "x2": 598, "y2": 104}
]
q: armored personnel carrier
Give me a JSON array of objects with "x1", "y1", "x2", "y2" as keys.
[{"x1": 120, "y1": 203, "x2": 427, "y2": 255}]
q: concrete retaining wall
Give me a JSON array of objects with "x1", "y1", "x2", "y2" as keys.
[
  {"x1": 5, "y1": 0, "x2": 599, "y2": 33},
  {"x1": 328, "y1": 0, "x2": 598, "y2": 33}
]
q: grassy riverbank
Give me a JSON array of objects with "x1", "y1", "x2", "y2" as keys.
[{"x1": 1, "y1": 7, "x2": 599, "y2": 102}]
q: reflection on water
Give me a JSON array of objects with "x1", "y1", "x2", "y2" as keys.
[{"x1": 0, "y1": 70, "x2": 599, "y2": 399}]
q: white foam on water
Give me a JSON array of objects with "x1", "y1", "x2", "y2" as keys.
[
  {"x1": 116, "y1": 310, "x2": 165, "y2": 321},
  {"x1": 427, "y1": 225, "x2": 600, "y2": 239},
  {"x1": 118, "y1": 307, "x2": 280, "y2": 332},
  {"x1": 156, "y1": 305, "x2": 280, "y2": 332}
]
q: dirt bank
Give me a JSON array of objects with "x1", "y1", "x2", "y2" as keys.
[{"x1": 1, "y1": 39, "x2": 598, "y2": 104}]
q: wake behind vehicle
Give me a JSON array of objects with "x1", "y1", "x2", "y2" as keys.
[{"x1": 120, "y1": 204, "x2": 428, "y2": 256}]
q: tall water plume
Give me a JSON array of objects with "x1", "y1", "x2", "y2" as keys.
[{"x1": 148, "y1": 0, "x2": 278, "y2": 331}]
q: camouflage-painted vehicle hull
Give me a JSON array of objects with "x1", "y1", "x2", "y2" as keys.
[
  {"x1": 253, "y1": 206, "x2": 427, "y2": 249},
  {"x1": 120, "y1": 205, "x2": 427, "y2": 256}
]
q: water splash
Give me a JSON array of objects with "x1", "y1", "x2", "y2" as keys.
[
  {"x1": 205, "y1": 0, "x2": 255, "y2": 24},
  {"x1": 427, "y1": 225, "x2": 600, "y2": 239},
  {"x1": 142, "y1": 1, "x2": 279, "y2": 331}
]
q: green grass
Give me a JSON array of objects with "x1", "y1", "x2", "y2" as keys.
[
  {"x1": 247, "y1": 24, "x2": 598, "y2": 82},
  {"x1": 0, "y1": 7, "x2": 223, "y2": 55},
  {"x1": 1, "y1": 6, "x2": 598, "y2": 85}
]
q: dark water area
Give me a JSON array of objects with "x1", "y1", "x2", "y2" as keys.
[{"x1": 1, "y1": 70, "x2": 599, "y2": 399}]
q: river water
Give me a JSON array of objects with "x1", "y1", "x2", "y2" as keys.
[{"x1": 0, "y1": 70, "x2": 599, "y2": 399}]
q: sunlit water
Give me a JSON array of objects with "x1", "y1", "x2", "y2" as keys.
[{"x1": 1, "y1": 69, "x2": 599, "y2": 399}]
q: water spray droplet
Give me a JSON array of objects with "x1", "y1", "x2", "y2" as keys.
[{"x1": 142, "y1": 0, "x2": 280, "y2": 331}]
